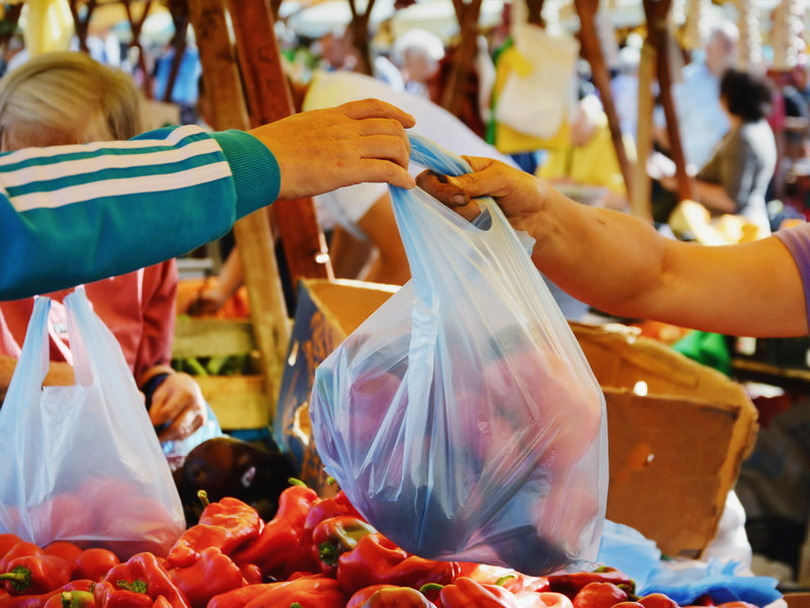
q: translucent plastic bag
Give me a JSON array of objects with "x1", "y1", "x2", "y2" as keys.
[
  {"x1": 311, "y1": 135, "x2": 608, "y2": 575},
  {"x1": 0, "y1": 289, "x2": 185, "y2": 558}
]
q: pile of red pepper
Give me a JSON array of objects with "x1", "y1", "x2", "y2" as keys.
[{"x1": 0, "y1": 482, "x2": 765, "y2": 608}]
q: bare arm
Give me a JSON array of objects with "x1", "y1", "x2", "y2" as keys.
[
  {"x1": 0, "y1": 355, "x2": 75, "y2": 403},
  {"x1": 417, "y1": 157, "x2": 807, "y2": 337}
]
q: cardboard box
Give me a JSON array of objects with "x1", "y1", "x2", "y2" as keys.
[
  {"x1": 570, "y1": 322, "x2": 759, "y2": 559},
  {"x1": 274, "y1": 279, "x2": 759, "y2": 558}
]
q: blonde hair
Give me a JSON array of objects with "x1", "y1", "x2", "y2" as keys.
[{"x1": 0, "y1": 51, "x2": 144, "y2": 150}]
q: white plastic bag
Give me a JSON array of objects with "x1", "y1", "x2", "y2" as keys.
[
  {"x1": 311, "y1": 135, "x2": 608, "y2": 575},
  {"x1": 495, "y1": 22, "x2": 580, "y2": 139},
  {"x1": 0, "y1": 289, "x2": 185, "y2": 558}
]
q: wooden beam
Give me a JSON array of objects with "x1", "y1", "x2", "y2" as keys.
[
  {"x1": 643, "y1": 0, "x2": 695, "y2": 202},
  {"x1": 67, "y1": 0, "x2": 97, "y2": 53},
  {"x1": 122, "y1": 0, "x2": 155, "y2": 99},
  {"x1": 441, "y1": 0, "x2": 482, "y2": 119},
  {"x1": 524, "y1": 0, "x2": 545, "y2": 27},
  {"x1": 346, "y1": 0, "x2": 377, "y2": 75},
  {"x1": 188, "y1": 0, "x2": 291, "y2": 420},
  {"x1": 574, "y1": 0, "x2": 634, "y2": 199},
  {"x1": 226, "y1": 0, "x2": 333, "y2": 287},
  {"x1": 162, "y1": 0, "x2": 190, "y2": 104},
  {"x1": 631, "y1": 39, "x2": 655, "y2": 221}
]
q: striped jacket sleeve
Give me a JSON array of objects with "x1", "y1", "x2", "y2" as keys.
[{"x1": 0, "y1": 124, "x2": 280, "y2": 300}]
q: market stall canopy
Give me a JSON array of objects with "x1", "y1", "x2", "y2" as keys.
[
  {"x1": 389, "y1": 0, "x2": 505, "y2": 44},
  {"x1": 284, "y1": 0, "x2": 396, "y2": 38}
]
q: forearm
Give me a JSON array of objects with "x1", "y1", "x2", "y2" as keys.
[
  {"x1": 0, "y1": 127, "x2": 279, "y2": 301},
  {"x1": 0, "y1": 356, "x2": 74, "y2": 403},
  {"x1": 534, "y1": 189, "x2": 806, "y2": 335},
  {"x1": 532, "y1": 186, "x2": 672, "y2": 319}
]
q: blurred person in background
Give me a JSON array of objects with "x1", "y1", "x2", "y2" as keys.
[
  {"x1": 658, "y1": 68, "x2": 777, "y2": 238},
  {"x1": 654, "y1": 20, "x2": 739, "y2": 173},
  {"x1": 390, "y1": 28, "x2": 445, "y2": 99},
  {"x1": 0, "y1": 51, "x2": 220, "y2": 464}
]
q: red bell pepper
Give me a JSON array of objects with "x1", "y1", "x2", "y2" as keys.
[
  {"x1": 0, "y1": 555, "x2": 76, "y2": 595},
  {"x1": 347, "y1": 585, "x2": 399, "y2": 608},
  {"x1": 348, "y1": 585, "x2": 438, "y2": 607},
  {"x1": 238, "y1": 565, "x2": 262, "y2": 586},
  {"x1": 230, "y1": 484, "x2": 321, "y2": 578},
  {"x1": 42, "y1": 544, "x2": 82, "y2": 564},
  {"x1": 0, "y1": 543, "x2": 44, "y2": 573},
  {"x1": 93, "y1": 580, "x2": 153, "y2": 608},
  {"x1": 312, "y1": 516, "x2": 377, "y2": 575},
  {"x1": 572, "y1": 582, "x2": 629, "y2": 608},
  {"x1": 241, "y1": 576, "x2": 345, "y2": 608},
  {"x1": 100, "y1": 553, "x2": 189, "y2": 608},
  {"x1": 208, "y1": 583, "x2": 284, "y2": 608},
  {"x1": 336, "y1": 533, "x2": 461, "y2": 596},
  {"x1": 0, "y1": 579, "x2": 94, "y2": 608},
  {"x1": 548, "y1": 568, "x2": 635, "y2": 599},
  {"x1": 439, "y1": 576, "x2": 532, "y2": 608},
  {"x1": 43, "y1": 590, "x2": 96, "y2": 608},
  {"x1": 303, "y1": 490, "x2": 362, "y2": 532},
  {"x1": 167, "y1": 497, "x2": 263, "y2": 568},
  {"x1": 438, "y1": 577, "x2": 523, "y2": 607},
  {"x1": 638, "y1": 593, "x2": 679, "y2": 608},
  {"x1": 168, "y1": 547, "x2": 245, "y2": 608},
  {"x1": 74, "y1": 549, "x2": 120, "y2": 582},
  {"x1": 0, "y1": 536, "x2": 24, "y2": 561}
]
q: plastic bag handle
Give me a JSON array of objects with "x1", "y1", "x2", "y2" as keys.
[
  {"x1": 63, "y1": 288, "x2": 111, "y2": 386},
  {"x1": 1, "y1": 296, "x2": 52, "y2": 417}
]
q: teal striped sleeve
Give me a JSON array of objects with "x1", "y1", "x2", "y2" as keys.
[
  {"x1": 210, "y1": 130, "x2": 281, "y2": 219},
  {"x1": 0, "y1": 125, "x2": 241, "y2": 300}
]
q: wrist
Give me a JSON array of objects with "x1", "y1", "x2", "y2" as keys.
[{"x1": 140, "y1": 373, "x2": 171, "y2": 409}]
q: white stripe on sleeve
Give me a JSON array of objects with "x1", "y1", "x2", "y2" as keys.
[{"x1": 13, "y1": 161, "x2": 232, "y2": 212}]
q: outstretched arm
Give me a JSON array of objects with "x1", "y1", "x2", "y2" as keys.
[
  {"x1": 417, "y1": 157, "x2": 806, "y2": 337},
  {"x1": 1, "y1": 99, "x2": 415, "y2": 301}
]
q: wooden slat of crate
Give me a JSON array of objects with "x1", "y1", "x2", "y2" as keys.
[
  {"x1": 172, "y1": 318, "x2": 256, "y2": 359},
  {"x1": 195, "y1": 375, "x2": 271, "y2": 430},
  {"x1": 172, "y1": 318, "x2": 273, "y2": 429}
]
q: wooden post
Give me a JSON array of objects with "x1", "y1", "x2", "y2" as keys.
[
  {"x1": 643, "y1": 0, "x2": 695, "y2": 202},
  {"x1": 162, "y1": 0, "x2": 190, "y2": 104},
  {"x1": 227, "y1": 0, "x2": 333, "y2": 287},
  {"x1": 188, "y1": 0, "x2": 291, "y2": 417},
  {"x1": 574, "y1": 0, "x2": 633, "y2": 199},
  {"x1": 0, "y1": 4, "x2": 23, "y2": 48},
  {"x1": 525, "y1": 0, "x2": 545, "y2": 27},
  {"x1": 631, "y1": 39, "x2": 655, "y2": 220},
  {"x1": 346, "y1": 0, "x2": 377, "y2": 76},
  {"x1": 67, "y1": 0, "x2": 97, "y2": 53},
  {"x1": 441, "y1": 0, "x2": 482, "y2": 118},
  {"x1": 122, "y1": 0, "x2": 155, "y2": 99}
]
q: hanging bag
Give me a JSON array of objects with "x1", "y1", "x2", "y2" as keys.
[
  {"x1": 0, "y1": 289, "x2": 185, "y2": 558},
  {"x1": 311, "y1": 136, "x2": 608, "y2": 575}
]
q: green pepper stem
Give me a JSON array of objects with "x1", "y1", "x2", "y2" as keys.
[{"x1": 0, "y1": 566, "x2": 32, "y2": 592}]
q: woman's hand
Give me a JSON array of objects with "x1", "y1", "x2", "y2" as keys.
[
  {"x1": 415, "y1": 156, "x2": 547, "y2": 241},
  {"x1": 148, "y1": 372, "x2": 208, "y2": 442}
]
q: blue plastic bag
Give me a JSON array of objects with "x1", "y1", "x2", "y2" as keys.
[{"x1": 310, "y1": 135, "x2": 608, "y2": 574}]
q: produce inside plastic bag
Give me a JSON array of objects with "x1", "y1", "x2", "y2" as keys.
[
  {"x1": 310, "y1": 135, "x2": 608, "y2": 575},
  {"x1": 0, "y1": 290, "x2": 185, "y2": 558}
]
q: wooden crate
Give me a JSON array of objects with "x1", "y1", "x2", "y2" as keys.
[{"x1": 173, "y1": 318, "x2": 274, "y2": 430}]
